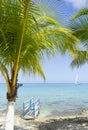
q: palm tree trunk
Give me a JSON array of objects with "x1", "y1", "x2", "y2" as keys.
[{"x1": 5, "y1": 101, "x2": 15, "y2": 130}]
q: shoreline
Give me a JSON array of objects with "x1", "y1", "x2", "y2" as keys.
[{"x1": 1, "y1": 111, "x2": 88, "y2": 130}]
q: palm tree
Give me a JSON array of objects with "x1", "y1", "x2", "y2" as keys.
[
  {"x1": 0, "y1": 0, "x2": 78, "y2": 130},
  {"x1": 69, "y1": 8, "x2": 88, "y2": 67}
]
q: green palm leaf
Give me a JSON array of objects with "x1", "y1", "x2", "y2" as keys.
[
  {"x1": 70, "y1": 17, "x2": 88, "y2": 44},
  {"x1": 69, "y1": 8, "x2": 88, "y2": 47},
  {"x1": 69, "y1": 8, "x2": 88, "y2": 68},
  {"x1": 0, "y1": 0, "x2": 78, "y2": 96},
  {"x1": 72, "y1": 8, "x2": 88, "y2": 19},
  {"x1": 71, "y1": 50, "x2": 88, "y2": 68}
]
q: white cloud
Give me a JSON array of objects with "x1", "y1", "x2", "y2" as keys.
[{"x1": 64, "y1": 0, "x2": 87, "y2": 9}]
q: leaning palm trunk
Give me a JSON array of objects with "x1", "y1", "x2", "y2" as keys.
[{"x1": 5, "y1": 102, "x2": 15, "y2": 130}]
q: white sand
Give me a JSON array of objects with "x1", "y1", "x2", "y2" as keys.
[{"x1": 0, "y1": 111, "x2": 88, "y2": 130}]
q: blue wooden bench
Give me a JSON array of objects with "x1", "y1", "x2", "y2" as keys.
[{"x1": 22, "y1": 97, "x2": 40, "y2": 120}]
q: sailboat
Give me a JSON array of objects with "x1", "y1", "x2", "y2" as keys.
[{"x1": 75, "y1": 73, "x2": 79, "y2": 85}]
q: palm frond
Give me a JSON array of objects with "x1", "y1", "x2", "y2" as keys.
[
  {"x1": 71, "y1": 50, "x2": 88, "y2": 68},
  {"x1": 0, "y1": 0, "x2": 78, "y2": 87},
  {"x1": 69, "y1": 8, "x2": 88, "y2": 68},
  {"x1": 69, "y1": 17, "x2": 88, "y2": 45},
  {"x1": 72, "y1": 8, "x2": 88, "y2": 19}
]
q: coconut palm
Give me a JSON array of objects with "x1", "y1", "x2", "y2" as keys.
[
  {"x1": 0, "y1": 0, "x2": 78, "y2": 130},
  {"x1": 69, "y1": 8, "x2": 88, "y2": 67}
]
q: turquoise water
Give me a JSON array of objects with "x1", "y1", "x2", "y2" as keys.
[{"x1": 0, "y1": 83, "x2": 88, "y2": 117}]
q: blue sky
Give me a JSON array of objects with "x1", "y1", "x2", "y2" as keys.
[{"x1": 0, "y1": 0, "x2": 88, "y2": 83}]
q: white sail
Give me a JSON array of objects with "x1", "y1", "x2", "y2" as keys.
[{"x1": 75, "y1": 73, "x2": 79, "y2": 84}]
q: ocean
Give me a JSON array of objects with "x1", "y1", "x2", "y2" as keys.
[{"x1": 0, "y1": 83, "x2": 88, "y2": 117}]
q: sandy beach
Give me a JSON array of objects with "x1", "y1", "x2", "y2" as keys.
[{"x1": 1, "y1": 111, "x2": 88, "y2": 130}]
